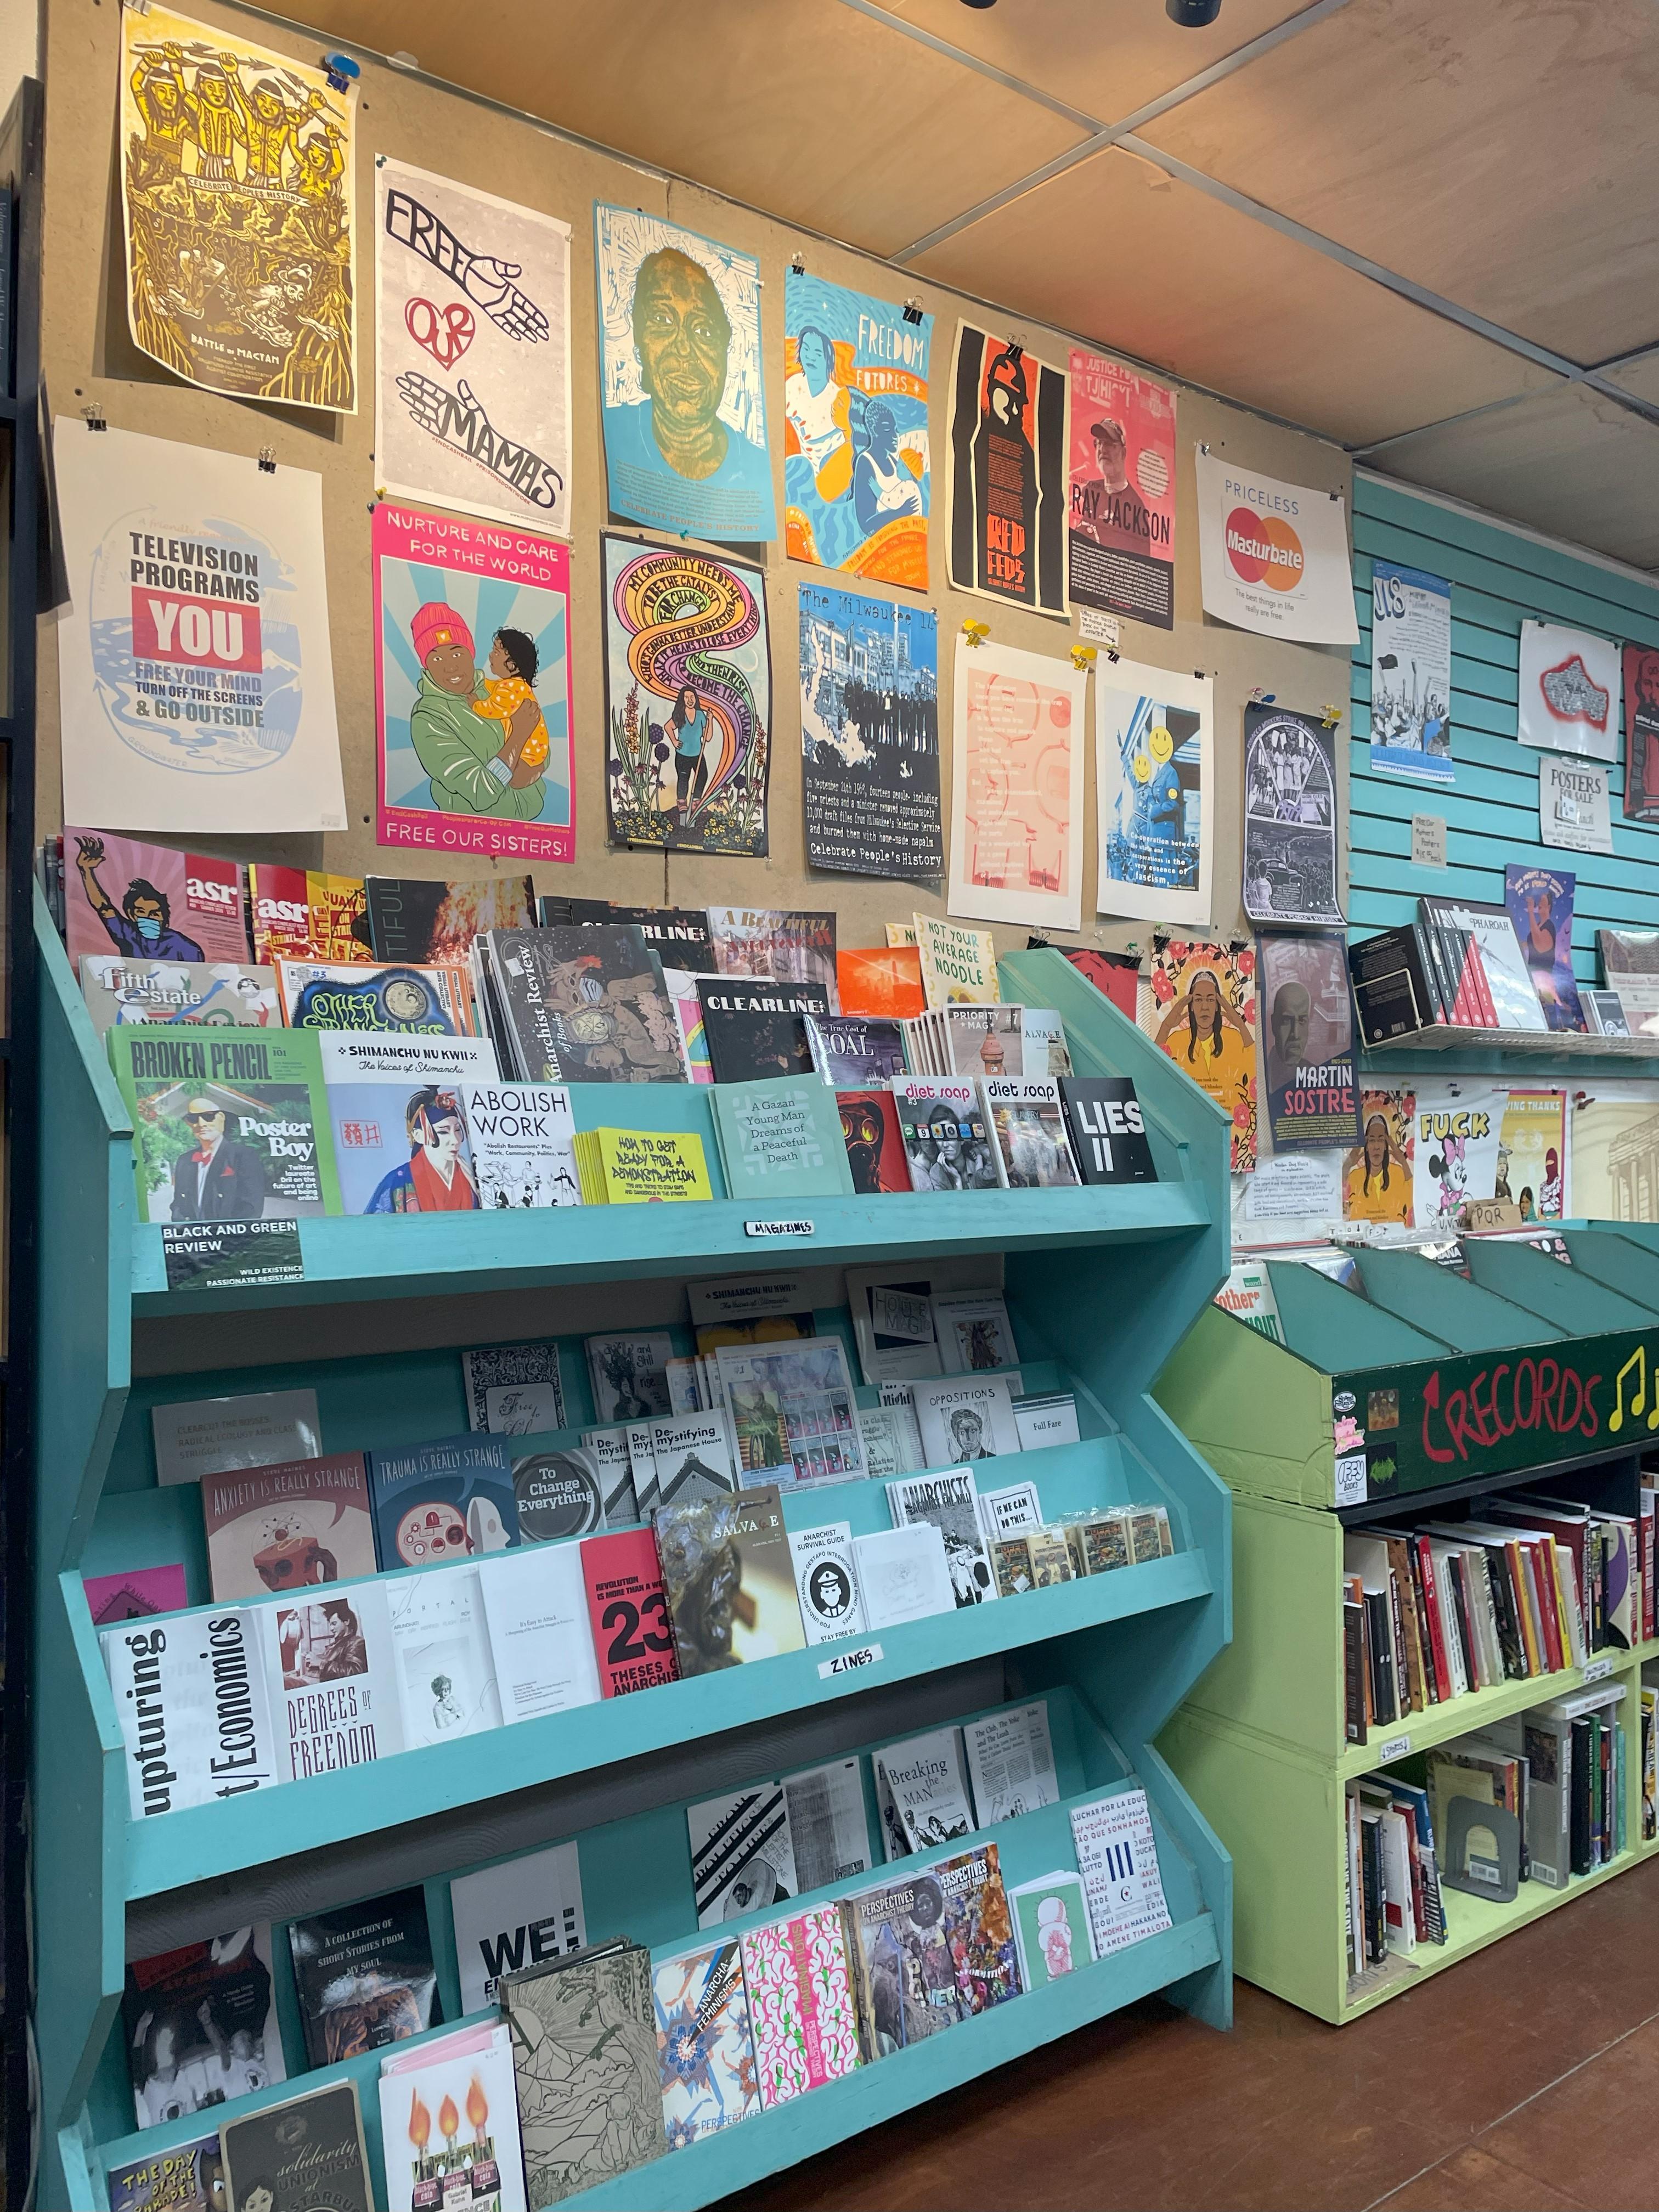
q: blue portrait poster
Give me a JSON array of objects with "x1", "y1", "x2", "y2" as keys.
[
  {"x1": 595, "y1": 204, "x2": 776, "y2": 545},
  {"x1": 783, "y1": 273, "x2": 932, "y2": 589}
]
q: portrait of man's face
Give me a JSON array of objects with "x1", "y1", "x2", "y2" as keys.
[
  {"x1": 951, "y1": 1409, "x2": 985, "y2": 1453},
  {"x1": 1271, "y1": 981, "x2": 1312, "y2": 1069},
  {"x1": 182, "y1": 1098, "x2": 225, "y2": 1144},
  {"x1": 633, "y1": 248, "x2": 731, "y2": 437}
]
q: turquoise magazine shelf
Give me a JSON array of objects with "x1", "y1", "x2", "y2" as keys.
[{"x1": 31, "y1": 905, "x2": 1234, "y2": 2210}]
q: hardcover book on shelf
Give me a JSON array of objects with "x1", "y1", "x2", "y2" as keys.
[
  {"x1": 80, "y1": 957, "x2": 280, "y2": 1039},
  {"x1": 912, "y1": 913, "x2": 1000, "y2": 1008},
  {"x1": 1418, "y1": 896, "x2": 1547, "y2": 1031},
  {"x1": 789, "y1": 1521, "x2": 868, "y2": 1643},
  {"x1": 452, "y1": 1839, "x2": 586, "y2": 2011},
  {"x1": 656, "y1": 1483, "x2": 806, "y2": 1674},
  {"x1": 109, "y1": 1026, "x2": 342, "y2": 1223},
  {"x1": 152, "y1": 1387, "x2": 322, "y2": 1487},
  {"x1": 580, "y1": 1528, "x2": 680, "y2": 1696},
  {"x1": 249, "y1": 865, "x2": 370, "y2": 965},
  {"x1": 545, "y1": 899, "x2": 719, "y2": 972},
  {"x1": 64, "y1": 828, "x2": 251, "y2": 967},
  {"x1": 837, "y1": 945, "x2": 926, "y2": 1019},
  {"x1": 501, "y1": 1941, "x2": 665, "y2": 2203},
  {"x1": 273, "y1": 957, "x2": 477, "y2": 1036},
  {"x1": 106, "y1": 2137, "x2": 222, "y2": 2212},
  {"x1": 1059, "y1": 1076, "x2": 1159, "y2": 1184},
  {"x1": 707, "y1": 906, "x2": 839, "y2": 1000},
  {"x1": 464, "y1": 1341, "x2": 568, "y2": 1435},
  {"x1": 911, "y1": 1374, "x2": 1022, "y2": 1469},
  {"x1": 654, "y1": 1942, "x2": 761, "y2": 2149},
  {"x1": 202, "y1": 1452, "x2": 376, "y2": 1602},
  {"x1": 266, "y1": 1582, "x2": 404, "y2": 1781},
  {"x1": 887, "y1": 1468, "x2": 999, "y2": 1607},
  {"x1": 363, "y1": 873, "x2": 535, "y2": 964},
  {"x1": 874, "y1": 1725, "x2": 975, "y2": 1856},
  {"x1": 853, "y1": 1523, "x2": 956, "y2": 1628},
  {"x1": 104, "y1": 1606, "x2": 282, "y2": 1818},
  {"x1": 220, "y1": 2081, "x2": 373, "y2": 2212},
  {"x1": 387, "y1": 1565, "x2": 503, "y2": 1751},
  {"x1": 931, "y1": 1290, "x2": 1019, "y2": 1374},
  {"x1": 696, "y1": 975, "x2": 831, "y2": 1084},
  {"x1": 510, "y1": 1444, "x2": 606, "y2": 1540},
  {"x1": 982, "y1": 1076, "x2": 1082, "y2": 1188},
  {"x1": 716, "y1": 1338, "x2": 866, "y2": 1486},
  {"x1": 478, "y1": 1544, "x2": 603, "y2": 1724},
  {"x1": 805, "y1": 1014, "x2": 907, "y2": 1087},
  {"x1": 847, "y1": 1267, "x2": 944, "y2": 1385},
  {"x1": 460, "y1": 1082, "x2": 582, "y2": 1210},
  {"x1": 586, "y1": 1331, "x2": 676, "y2": 1423},
  {"x1": 964, "y1": 1701, "x2": 1060, "y2": 1824},
  {"x1": 83, "y1": 1564, "x2": 188, "y2": 1626},
  {"x1": 289, "y1": 1888, "x2": 442, "y2": 2068},
  {"x1": 648, "y1": 1412, "x2": 741, "y2": 1508},
  {"x1": 709, "y1": 1076, "x2": 855, "y2": 1201},
  {"x1": 836, "y1": 1089, "x2": 912, "y2": 1194},
  {"x1": 573, "y1": 1126, "x2": 713, "y2": 1204},
  {"x1": 1070, "y1": 1788, "x2": 1173, "y2": 1956},
  {"x1": 482, "y1": 926, "x2": 685, "y2": 1083},
  {"x1": 123, "y1": 1925, "x2": 284, "y2": 2131},
  {"x1": 891, "y1": 1079, "x2": 1000, "y2": 1192},
  {"x1": 1009, "y1": 1870, "x2": 1096, "y2": 1989},
  {"x1": 738, "y1": 1908, "x2": 862, "y2": 2107},
  {"x1": 367, "y1": 1435, "x2": 518, "y2": 1570},
  {"x1": 377, "y1": 2020, "x2": 529, "y2": 2212}
]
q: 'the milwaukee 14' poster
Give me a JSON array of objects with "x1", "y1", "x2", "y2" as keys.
[
  {"x1": 53, "y1": 421, "x2": 348, "y2": 835},
  {"x1": 1195, "y1": 450, "x2": 1358, "y2": 645},
  {"x1": 1066, "y1": 352, "x2": 1175, "y2": 629}
]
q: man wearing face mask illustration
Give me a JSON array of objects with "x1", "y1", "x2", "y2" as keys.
[{"x1": 74, "y1": 835, "x2": 205, "y2": 960}]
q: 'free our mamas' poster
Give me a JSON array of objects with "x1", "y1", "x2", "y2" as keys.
[
  {"x1": 595, "y1": 204, "x2": 777, "y2": 544},
  {"x1": 1066, "y1": 352, "x2": 1176, "y2": 629},
  {"x1": 53, "y1": 421, "x2": 347, "y2": 834},
  {"x1": 947, "y1": 325, "x2": 1068, "y2": 617},
  {"x1": 373, "y1": 503, "x2": 574, "y2": 865},
  {"x1": 375, "y1": 159, "x2": 572, "y2": 535},
  {"x1": 121, "y1": 4, "x2": 356, "y2": 411},
  {"x1": 948, "y1": 636, "x2": 1087, "y2": 933},
  {"x1": 783, "y1": 271, "x2": 932, "y2": 588},
  {"x1": 799, "y1": 585, "x2": 943, "y2": 879}
]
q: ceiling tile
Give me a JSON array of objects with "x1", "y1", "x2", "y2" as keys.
[
  {"x1": 909, "y1": 147, "x2": 1555, "y2": 446},
  {"x1": 1604, "y1": 352, "x2": 1659, "y2": 409},
  {"x1": 865, "y1": 0, "x2": 1314, "y2": 126},
  {"x1": 306, "y1": 0, "x2": 1089, "y2": 256},
  {"x1": 1371, "y1": 386, "x2": 1659, "y2": 572},
  {"x1": 1142, "y1": 0, "x2": 1659, "y2": 363}
]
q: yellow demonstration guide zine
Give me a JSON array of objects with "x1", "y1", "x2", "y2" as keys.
[{"x1": 574, "y1": 1127, "x2": 714, "y2": 1204}]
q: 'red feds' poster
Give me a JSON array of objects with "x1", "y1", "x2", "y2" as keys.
[
  {"x1": 1066, "y1": 352, "x2": 1175, "y2": 629},
  {"x1": 947, "y1": 323, "x2": 1067, "y2": 617}
]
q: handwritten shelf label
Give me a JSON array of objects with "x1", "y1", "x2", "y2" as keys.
[
  {"x1": 1377, "y1": 1733, "x2": 1411, "y2": 1763},
  {"x1": 818, "y1": 1642, "x2": 883, "y2": 1679},
  {"x1": 1583, "y1": 1656, "x2": 1615, "y2": 1684},
  {"x1": 745, "y1": 1219, "x2": 815, "y2": 1240}
]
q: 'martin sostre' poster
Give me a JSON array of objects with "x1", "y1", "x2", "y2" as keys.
[{"x1": 1066, "y1": 352, "x2": 1175, "y2": 629}]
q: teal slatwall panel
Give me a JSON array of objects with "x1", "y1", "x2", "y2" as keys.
[{"x1": 1347, "y1": 477, "x2": 1659, "y2": 987}]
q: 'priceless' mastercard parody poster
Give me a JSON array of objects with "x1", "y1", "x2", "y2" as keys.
[{"x1": 1194, "y1": 449, "x2": 1359, "y2": 646}]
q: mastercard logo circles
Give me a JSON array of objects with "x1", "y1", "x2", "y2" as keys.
[{"x1": 1224, "y1": 506, "x2": 1304, "y2": 593}]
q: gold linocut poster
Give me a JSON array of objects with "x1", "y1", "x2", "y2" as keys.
[{"x1": 121, "y1": 6, "x2": 357, "y2": 411}]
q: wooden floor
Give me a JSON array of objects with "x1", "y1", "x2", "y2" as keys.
[{"x1": 735, "y1": 1851, "x2": 1659, "y2": 2211}]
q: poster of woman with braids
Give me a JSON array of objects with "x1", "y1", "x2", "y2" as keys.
[
  {"x1": 602, "y1": 533, "x2": 772, "y2": 859},
  {"x1": 120, "y1": 5, "x2": 356, "y2": 410},
  {"x1": 1145, "y1": 936, "x2": 1259, "y2": 1172}
]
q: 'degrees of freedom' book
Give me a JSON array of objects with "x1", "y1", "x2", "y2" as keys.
[
  {"x1": 249, "y1": 865, "x2": 370, "y2": 965},
  {"x1": 363, "y1": 873, "x2": 535, "y2": 964},
  {"x1": 377, "y1": 2019, "x2": 529, "y2": 2212},
  {"x1": 482, "y1": 926, "x2": 686, "y2": 1084},
  {"x1": 219, "y1": 2080, "x2": 373, "y2": 2212},
  {"x1": 580, "y1": 1528, "x2": 680, "y2": 1696},
  {"x1": 573, "y1": 1127, "x2": 713, "y2": 1203},
  {"x1": 461, "y1": 1082, "x2": 581, "y2": 1209},
  {"x1": 289, "y1": 1887, "x2": 442, "y2": 2068},
  {"x1": 264, "y1": 1579, "x2": 404, "y2": 1782},
  {"x1": 202, "y1": 1451, "x2": 376, "y2": 1602},
  {"x1": 1060, "y1": 1076, "x2": 1158, "y2": 1183},
  {"x1": 80, "y1": 957, "x2": 280, "y2": 1039},
  {"x1": 152, "y1": 1386, "x2": 322, "y2": 1486},
  {"x1": 654, "y1": 1484, "x2": 806, "y2": 1676},
  {"x1": 710, "y1": 1077, "x2": 856, "y2": 1201},
  {"x1": 387, "y1": 1564, "x2": 503, "y2": 1752},
  {"x1": 464, "y1": 1341, "x2": 567, "y2": 1435},
  {"x1": 452, "y1": 1839, "x2": 587, "y2": 2012},
  {"x1": 64, "y1": 828, "x2": 251, "y2": 967},
  {"x1": 738, "y1": 1908, "x2": 861, "y2": 2107},
  {"x1": 654, "y1": 1941, "x2": 761, "y2": 2150},
  {"x1": 366, "y1": 1435, "x2": 519, "y2": 1570},
  {"x1": 911, "y1": 1374, "x2": 1022, "y2": 1468},
  {"x1": 105, "y1": 2135, "x2": 221, "y2": 2212},
  {"x1": 273, "y1": 956, "x2": 477, "y2": 1036},
  {"x1": 501, "y1": 1940, "x2": 664, "y2": 2204},
  {"x1": 837, "y1": 1090, "x2": 912, "y2": 1194},
  {"x1": 891, "y1": 1079, "x2": 1000, "y2": 1192},
  {"x1": 696, "y1": 975, "x2": 830, "y2": 1085},
  {"x1": 913, "y1": 913, "x2": 1000, "y2": 1008},
  {"x1": 103, "y1": 1606, "x2": 282, "y2": 1818},
  {"x1": 804, "y1": 1014, "x2": 907, "y2": 1087},
  {"x1": 110, "y1": 1026, "x2": 342, "y2": 1223},
  {"x1": 980, "y1": 1077, "x2": 1082, "y2": 1189},
  {"x1": 123, "y1": 1924, "x2": 284, "y2": 2131}
]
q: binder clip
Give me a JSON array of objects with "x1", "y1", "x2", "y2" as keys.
[
  {"x1": 788, "y1": 247, "x2": 806, "y2": 276},
  {"x1": 902, "y1": 298, "x2": 925, "y2": 326},
  {"x1": 257, "y1": 448, "x2": 277, "y2": 475},
  {"x1": 1006, "y1": 338, "x2": 1024, "y2": 362},
  {"x1": 321, "y1": 52, "x2": 360, "y2": 91},
  {"x1": 80, "y1": 404, "x2": 106, "y2": 432},
  {"x1": 1319, "y1": 702, "x2": 1344, "y2": 729},
  {"x1": 961, "y1": 620, "x2": 990, "y2": 648},
  {"x1": 1199, "y1": 442, "x2": 1211, "y2": 456},
  {"x1": 1107, "y1": 648, "x2": 1121, "y2": 664},
  {"x1": 126, "y1": 0, "x2": 150, "y2": 15},
  {"x1": 1070, "y1": 645, "x2": 1097, "y2": 672}
]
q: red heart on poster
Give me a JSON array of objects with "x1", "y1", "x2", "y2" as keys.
[{"x1": 405, "y1": 297, "x2": 476, "y2": 369}]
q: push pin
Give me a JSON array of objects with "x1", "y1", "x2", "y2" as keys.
[
  {"x1": 321, "y1": 52, "x2": 360, "y2": 91},
  {"x1": 961, "y1": 619, "x2": 990, "y2": 648},
  {"x1": 1319, "y1": 702, "x2": 1344, "y2": 729},
  {"x1": 1070, "y1": 644, "x2": 1097, "y2": 671}
]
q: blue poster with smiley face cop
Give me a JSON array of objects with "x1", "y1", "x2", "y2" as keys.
[{"x1": 595, "y1": 203, "x2": 777, "y2": 544}]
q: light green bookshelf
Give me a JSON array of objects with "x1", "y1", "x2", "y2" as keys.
[{"x1": 1156, "y1": 1229, "x2": 1659, "y2": 2025}]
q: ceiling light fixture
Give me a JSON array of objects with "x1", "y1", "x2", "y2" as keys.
[
  {"x1": 958, "y1": 0, "x2": 998, "y2": 10},
  {"x1": 1167, "y1": 0, "x2": 1223, "y2": 23}
]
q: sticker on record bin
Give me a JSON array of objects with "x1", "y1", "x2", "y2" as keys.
[
  {"x1": 818, "y1": 1643, "x2": 883, "y2": 1679},
  {"x1": 1334, "y1": 1450, "x2": 1368, "y2": 1507},
  {"x1": 162, "y1": 1218, "x2": 304, "y2": 1291}
]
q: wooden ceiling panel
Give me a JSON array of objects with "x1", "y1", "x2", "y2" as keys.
[
  {"x1": 1373, "y1": 387, "x2": 1659, "y2": 572},
  {"x1": 1142, "y1": 0, "x2": 1659, "y2": 363},
  {"x1": 910, "y1": 148, "x2": 1553, "y2": 446},
  {"x1": 286, "y1": 0, "x2": 1088, "y2": 256},
  {"x1": 865, "y1": 0, "x2": 1312, "y2": 126}
]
